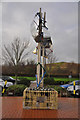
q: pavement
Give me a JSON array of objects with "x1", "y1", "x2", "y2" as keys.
[{"x1": 0, "y1": 97, "x2": 80, "y2": 119}]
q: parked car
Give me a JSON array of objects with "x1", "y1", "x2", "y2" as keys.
[
  {"x1": 0, "y1": 85, "x2": 2, "y2": 96},
  {"x1": 0, "y1": 76, "x2": 15, "y2": 84},
  {"x1": 60, "y1": 80, "x2": 80, "y2": 96},
  {"x1": 0, "y1": 78, "x2": 13, "y2": 88}
]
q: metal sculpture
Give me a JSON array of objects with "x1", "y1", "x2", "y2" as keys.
[
  {"x1": 23, "y1": 8, "x2": 58, "y2": 110},
  {"x1": 31, "y1": 8, "x2": 53, "y2": 87}
]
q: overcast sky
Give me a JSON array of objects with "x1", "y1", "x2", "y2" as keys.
[{"x1": 2, "y1": 2, "x2": 78, "y2": 63}]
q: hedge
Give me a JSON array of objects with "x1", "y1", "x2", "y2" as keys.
[
  {"x1": 17, "y1": 78, "x2": 30, "y2": 87},
  {"x1": 44, "y1": 77, "x2": 55, "y2": 85},
  {"x1": 44, "y1": 77, "x2": 71, "y2": 85},
  {"x1": 46, "y1": 85, "x2": 71, "y2": 97},
  {"x1": 5, "y1": 84, "x2": 27, "y2": 96}
]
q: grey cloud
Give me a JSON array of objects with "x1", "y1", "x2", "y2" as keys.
[
  {"x1": 1, "y1": 0, "x2": 79, "y2": 2},
  {"x1": 2, "y1": 2, "x2": 78, "y2": 63}
]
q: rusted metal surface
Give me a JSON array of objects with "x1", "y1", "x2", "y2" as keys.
[{"x1": 1, "y1": 97, "x2": 79, "y2": 119}]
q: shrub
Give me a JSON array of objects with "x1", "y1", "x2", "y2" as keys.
[
  {"x1": 44, "y1": 77, "x2": 71, "y2": 85},
  {"x1": 46, "y1": 85, "x2": 71, "y2": 97},
  {"x1": 46, "y1": 85, "x2": 63, "y2": 91},
  {"x1": 44, "y1": 77, "x2": 55, "y2": 85},
  {"x1": 44, "y1": 77, "x2": 65, "y2": 85},
  {"x1": 5, "y1": 85, "x2": 26, "y2": 96},
  {"x1": 17, "y1": 78, "x2": 30, "y2": 87},
  {"x1": 53, "y1": 86, "x2": 67, "y2": 92}
]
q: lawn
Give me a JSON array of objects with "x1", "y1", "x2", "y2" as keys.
[
  {"x1": 54, "y1": 77, "x2": 78, "y2": 82},
  {"x1": 12, "y1": 76, "x2": 36, "y2": 81},
  {"x1": 12, "y1": 76, "x2": 78, "y2": 82}
]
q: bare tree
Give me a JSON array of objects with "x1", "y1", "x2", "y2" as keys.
[
  {"x1": 2, "y1": 37, "x2": 30, "y2": 84},
  {"x1": 46, "y1": 53, "x2": 58, "y2": 77},
  {"x1": 48, "y1": 54, "x2": 58, "y2": 64},
  {"x1": 27, "y1": 59, "x2": 36, "y2": 65}
]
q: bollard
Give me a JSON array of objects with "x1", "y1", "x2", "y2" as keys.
[
  {"x1": 2, "y1": 80, "x2": 7, "y2": 96},
  {"x1": 73, "y1": 81, "x2": 75, "y2": 97}
]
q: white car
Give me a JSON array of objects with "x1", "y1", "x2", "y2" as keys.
[
  {"x1": 67, "y1": 80, "x2": 80, "y2": 96},
  {"x1": 0, "y1": 78, "x2": 13, "y2": 88}
]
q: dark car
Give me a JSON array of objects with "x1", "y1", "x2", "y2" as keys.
[{"x1": 0, "y1": 76, "x2": 15, "y2": 84}]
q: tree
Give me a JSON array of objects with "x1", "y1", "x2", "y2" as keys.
[
  {"x1": 27, "y1": 59, "x2": 36, "y2": 65},
  {"x1": 26, "y1": 59, "x2": 36, "y2": 76},
  {"x1": 48, "y1": 54, "x2": 58, "y2": 64},
  {"x1": 2, "y1": 37, "x2": 30, "y2": 84},
  {"x1": 46, "y1": 53, "x2": 58, "y2": 77}
]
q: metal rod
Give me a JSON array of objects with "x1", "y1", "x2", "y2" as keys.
[
  {"x1": 41, "y1": 12, "x2": 46, "y2": 87},
  {"x1": 37, "y1": 43, "x2": 41, "y2": 84},
  {"x1": 42, "y1": 46, "x2": 45, "y2": 87},
  {"x1": 44, "y1": 12, "x2": 46, "y2": 27}
]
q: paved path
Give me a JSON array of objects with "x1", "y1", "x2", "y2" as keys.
[{"x1": 1, "y1": 97, "x2": 80, "y2": 119}]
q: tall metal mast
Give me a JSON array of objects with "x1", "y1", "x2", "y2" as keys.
[
  {"x1": 37, "y1": 8, "x2": 42, "y2": 85},
  {"x1": 31, "y1": 8, "x2": 52, "y2": 88}
]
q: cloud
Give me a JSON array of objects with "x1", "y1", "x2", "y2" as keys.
[
  {"x1": 2, "y1": 2, "x2": 78, "y2": 63},
  {"x1": 0, "y1": 3, "x2": 2, "y2": 65},
  {"x1": 1, "y1": 0, "x2": 79, "y2": 2}
]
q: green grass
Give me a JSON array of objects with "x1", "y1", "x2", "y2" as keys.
[
  {"x1": 54, "y1": 77, "x2": 78, "y2": 82},
  {"x1": 25, "y1": 77, "x2": 36, "y2": 81},
  {"x1": 12, "y1": 76, "x2": 78, "y2": 82},
  {"x1": 12, "y1": 76, "x2": 36, "y2": 81}
]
